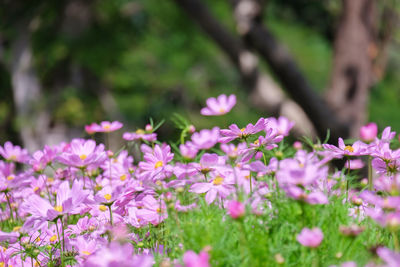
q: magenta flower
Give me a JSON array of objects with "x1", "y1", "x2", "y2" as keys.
[
  {"x1": 227, "y1": 200, "x2": 245, "y2": 219},
  {"x1": 219, "y1": 118, "x2": 266, "y2": 143},
  {"x1": 297, "y1": 227, "x2": 323, "y2": 248},
  {"x1": 182, "y1": 250, "x2": 210, "y2": 267},
  {"x1": 360, "y1": 122, "x2": 378, "y2": 143},
  {"x1": 0, "y1": 141, "x2": 29, "y2": 163},
  {"x1": 200, "y1": 94, "x2": 236, "y2": 116},
  {"x1": 85, "y1": 121, "x2": 123, "y2": 133},
  {"x1": 191, "y1": 127, "x2": 220, "y2": 150}
]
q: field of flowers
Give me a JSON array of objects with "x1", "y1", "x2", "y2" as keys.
[{"x1": 1, "y1": 94, "x2": 400, "y2": 266}]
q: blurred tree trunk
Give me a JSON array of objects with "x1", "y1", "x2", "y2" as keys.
[
  {"x1": 173, "y1": 0, "x2": 317, "y2": 137},
  {"x1": 10, "y1": 20, "x2": 50, "y2": 151},
  {"x1": 326, "y1": 0, "x2": 377, "y2": 137}
]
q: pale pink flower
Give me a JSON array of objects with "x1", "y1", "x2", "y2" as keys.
[
  {"x1": 85, "y1": 121, "x2": 123, "y2": 133},
  {"x1": 297, "y1": 227, "x2": 323, "y2": 248},
  {"x1": 200, "y1": 94, "x2": 236, "y2": 116},
  {"x1": 191, "y1": 127, "x2": 220, "y2": 150},
  {"x1": 182, "y1": 250, "x2": 210, "y2": 267},
  {"x1": 0, "y1": 141, "x2": 29, "y2": 163}
]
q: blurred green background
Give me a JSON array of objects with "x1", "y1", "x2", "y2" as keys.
[{"x1": 0, "y1": 0, "x2": 399, "y2": 148}]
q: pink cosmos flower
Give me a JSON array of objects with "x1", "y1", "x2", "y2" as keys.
[
  {"x1": 228, "y1": 200, "x2": 245, "y2": 219},
  {"x1": 191, "y1": 127, "x2": 220, "y2": 150},
  {"x1": 200, "y1": 94, "x2": 236, "y2": 116},
  {"x1": 0, "y1": 141, "x2": 29, "y2": 163},
  {"x1": 268, "y1": 116, "x2": 294, "y2": 137},
  {"x1": 376, "y1": 247, "x2": 400, "y2": 267},
  {"x1": 57, "y1": 139, "x2": 107, "y2": 168},
  {"x1": 297, "y1": 227, "x2": 323, "y2": 248},
  {"x1": 180, "y1": 142, "x2": 199, "y2": 160},
  {"x1": 182, "y1": 250, "x2": 210, "y2": 267},
  {"x1": 29, "y1": 145, "x2": 58, "y2": 172},
  {"x1": 0, "y1": 231, "x2": 19, "y2": 243},
  {"x1": 123, "y1": 129, "x2": 157, "y2": 142},
  {"x1": 135, "y1": 195, "x2": 168, "y2": 225},
  {"x1": 360, "y1": 122, "x2": 378, "y2": 143},
  {"x1": 83, "y1": 242, "x2": 153, "y2": 267},
  {"x1": 219, "y1": 118, "x2": 266, "y2": 143},
  {"x1": 85, "y1": 121, "x2": 123, "y2": 134},
  {"x1": 138, "y1": 144, "x2": 174, "y2": 181},
  {"x1": 322, "y1": 138, "x2": 367, "y2": 158},
  {"x1": 190, "y1": 173, "x2": 234, "y2": 204},
  {"x1": 23, "y1": 181, "x2": 90, "y2": 227}
]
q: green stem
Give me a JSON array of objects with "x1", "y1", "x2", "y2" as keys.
[
  {"x1": 393, "y1": 231, "x2": 400, "y2": 252},
  {"x1": 108, "y1": 205, "x2": 114, "y2": 226},
  {"x1": 346, "y1": 158, "x2": 351, "y2": 201},
  {"x1": 55, "y1": 220, "x2": 64, "y2": 267},
  {"x1": 249, "y1": 175, "x2": 252, "y2": 194},
  {"x1": 368, "y1": 156, "x2": 373, "y2": 191},
  {"x1": 5, "y1": 192, "x2": 14, "y2": 222}
]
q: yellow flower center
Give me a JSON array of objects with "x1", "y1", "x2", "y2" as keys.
[
  {"x1": 54, "y1": 205, "x2": 63, "y2": 212},
  {"x1": 47, "y1": 177, "x2": 54, "y2": 183},
  {"x1": 9, "y1": 155, "x2": 17, "y2": 161},
  {"x1": 344, "y1": 145, "x2": 354, "y2": 153},
  {"x1": 33, "y1": 186, "x2": 39, "y2": 192},
  {"x1": 213, "y1": 176, "x2": 224, "y2": 185},
  {"x1": 240, "y1": 128, "x2": 245, "y2": 132},
  {"x1": 35, "y1": 237, "x2": 40, "y2": 242},
  {"x1": 245, "y1": 175, "x2": 250, "y2": 180},
  {"x1": 82, "y1": 251, "x2": 91, "y2": 256},
  {"x1": 12, "y1": 226, "x2": 21, "y2": 232},
  {"x1": 253, "y1": 140, "x2": 259, "y2": 145},
  {"x1": 99, "y1": 205, "x2": 108, "y2": 212},
  {"x1": 156, "y1": 208, "x2": 162, "y2": 213},
  {"x1": 155, "y1": 161, "x2": 163, "y2": 169},
  {"x1": 6, "y1": 175, "x2": 14, "y2": 181},
  {"x1": 120, "y1": 174, "x2": 127, "y2": 181},
  {"x1": 80, "y1": 154, "x2": 87, "y2": 160},
  {"x1": 136, "y1": 129, "x2": 145, "y2": 134},
  {"x1": 103, "y1": 124, "x2": 111, "y2": 130},
  {"x1": 0, "y1": 262, "x2": 4, "y2": 267},
  {"x1": 50, "y1": 235, "x2": 57, "y2": 242},
  {"x1": 104, "y1": 194, "x2": 112, "y2": 201},
  {"x1": 219, "y1": 108, "x2": 225, "y2": 113}
]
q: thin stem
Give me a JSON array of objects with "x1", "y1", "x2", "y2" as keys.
[
  {"x1": 346, "y1": 157, "x2": 351, "y2": 201},
  {"x1": 55, "y1": 220, "x2": 64, "y2": 267},
  {"x1": 368, "y1": 155, "x2": 373, "y2": 191},
  {"x1": 393, "y1": 231, "x2": 400, "y2": 252},
  {"x1": 61, "y1": 219, "x2": 65, "y2": 255},
  {"x1": 108, "y1": 205, "x2": 114, "y2": 226},
  {"x1": 5, "y1": 192, "x2": 14, "y2": 222}
]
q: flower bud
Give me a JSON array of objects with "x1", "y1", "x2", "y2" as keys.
[
  {"x1": 360, "y1": 122, "x2": 378, "y2": 143},
  {"x1": 227, "y1": 200, "x2": 245, "y2": 219}
]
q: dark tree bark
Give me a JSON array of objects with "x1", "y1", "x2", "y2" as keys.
[
  {"x1": 174, "y1": 0, "x2": 349, "y2": 141},
  {"x1": 326, "y1": 0, "x2": 377, "y2": 137},
  {"x1": 173, "y1": 0, "x2": 317, "y2": 137}
]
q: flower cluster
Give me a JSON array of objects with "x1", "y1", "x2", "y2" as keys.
[{"x1": 0, "y1": 97, "x2": 399, "y2": 266}]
